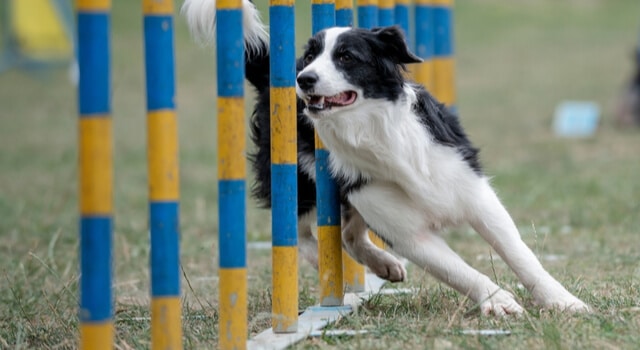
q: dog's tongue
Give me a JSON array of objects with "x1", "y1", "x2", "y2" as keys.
[
  {"x1": 307, "y1": 92, "x2": 356, "y2": 111},
  {"x1": 326, "y1": 92, "x2": 355, "y2": 106}
]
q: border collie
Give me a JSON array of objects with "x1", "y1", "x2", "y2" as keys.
[{"x1": 183, "y1": 0, "x2": 589, "y2": 315}]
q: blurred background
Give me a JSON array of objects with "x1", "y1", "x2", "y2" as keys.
[{"x1": 1, "y1": 0, "x2": 639, "y2": 348}]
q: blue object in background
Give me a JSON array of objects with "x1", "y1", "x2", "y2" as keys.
[{"x1": 553, "y1": 101, "x2": 600, "y2": 137}]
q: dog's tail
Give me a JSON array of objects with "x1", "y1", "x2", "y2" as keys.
[{"x1": 181, "y1": 0, "x2": 271, "y2": 92}]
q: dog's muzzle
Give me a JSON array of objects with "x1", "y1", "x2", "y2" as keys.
[{"x1": 296, "y1": 72, "x2": 357, "y2": 113}]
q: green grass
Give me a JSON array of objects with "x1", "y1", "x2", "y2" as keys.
[{"x1": 1, "y1": 0, "x2": 640, "y2": 348}]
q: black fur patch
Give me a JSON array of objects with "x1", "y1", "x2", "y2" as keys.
[
  {"x1": 336, "y1": 174, "x2": 369, "y2": 204},
  {"x1": 412, "y1": 85, "x2": 483, "y2": 175}
]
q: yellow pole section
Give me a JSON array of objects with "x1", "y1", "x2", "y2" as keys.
[{"x1": 343, "y1": 250, "x2": 365, "y2": 292}]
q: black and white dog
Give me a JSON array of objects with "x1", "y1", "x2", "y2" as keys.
[{"x1": 183, "y1": 0, "x2": 589, "y2": 315}]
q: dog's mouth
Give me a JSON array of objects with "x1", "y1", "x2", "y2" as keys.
[{"x1": 306, "y1": 91, "x2": 357, "y2": 112}]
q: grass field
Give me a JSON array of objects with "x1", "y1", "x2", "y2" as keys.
[{"x1": 1, "y1": 0, "x2": 640, "y2": 348}]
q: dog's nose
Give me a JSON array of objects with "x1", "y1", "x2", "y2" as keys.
[{"x1": 296, "y1": 72, "x2": 318, "y2": 90}]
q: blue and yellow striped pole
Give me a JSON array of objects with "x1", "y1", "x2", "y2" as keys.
[
  {"x1": 77, "y1": 0, "x2": 113, "y2": 348},
  {"x1": 357, "y1": 0, "x2": 398, "y2": 280},
  {"x1": 311, "y1": 0, "x2": 344, "y2": 307},
  {"x1": 336, "y1": 0, "x2": 353, "y2": 27},
  {"x1": 216, "y1": 0, "x2": 247, "y2": 348},
  {"x1": 414, "y1": 0, "x2": 435, "y2": 91},
  {"x1": 432, "y1": 0, "x2": 455, "y2": 108},
  {"x1": 143, "y1": 1, "x2": 182, "y2": 348},
  {"x1": 394, "y1": 0, "x2": 410, "y2": 44},
  {"x1": 269, "y1": 0, "x2": 298, "y2": 333},
  {"x1": 357, "y1": 0, "x2": 378, "y2": 29},
  {"x1": 334, "y1": 0, "x2": 366, "y2": 294},
  {"x1": 356, "y1": 0, "x2": 396, "y2": 292},
  {"x1": 378, "y1": 0, "x2": 394, "y2": 27}
]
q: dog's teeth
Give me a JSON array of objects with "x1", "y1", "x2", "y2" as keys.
[{"x1": 307, "y1": 96, "x2": 326, "y2": 111}]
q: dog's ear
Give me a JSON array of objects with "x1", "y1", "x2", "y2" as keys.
[{"x1": 371, "y1": 26, "x2": 423, "y2": 65}]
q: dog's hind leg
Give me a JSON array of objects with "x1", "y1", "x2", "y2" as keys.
[
  {"x1": 342, "y1": 203, "x2": 406, "y2": 282},
  {"x1": 467, "y1": 180, "x2": 590, "y2": 312}
]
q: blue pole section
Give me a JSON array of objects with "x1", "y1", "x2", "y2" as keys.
[
  {"x1": 336, "y1": 0, "x2": 353, "y2": 27},
  {"x1": 395, "y1": 0, "x2": 410, "y2": 47},
  {"x1": 379, "y1": 0, "x2": 394, "y2": 27},
  {"x1": 357, "y1": 0, "x2": 378, "y2": 29}
]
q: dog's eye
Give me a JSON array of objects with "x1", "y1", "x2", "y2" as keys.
[
  {"x1": 339, "y1": 52, "x2": 352, "y2": 63},
  {"x1": 304, "y1": 54, "x2": 314, "y2": 65}
]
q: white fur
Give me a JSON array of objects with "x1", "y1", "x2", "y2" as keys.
[
  {"x1": 297, "y1": 27, "x2": 590, "y2": 314},
  {"x1": 298, "y1": 209, "x2": 319, "y2": 268},
  {"x1": 181, "y1": 0, "x2": 268, "y2": 55},
  {"x1": 298, "y1": 150, "x2": 316, "y2": 181}
]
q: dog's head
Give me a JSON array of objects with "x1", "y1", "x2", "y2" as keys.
[{"x1": 296, "y1": 26, "x2": 422, "y2": 119}]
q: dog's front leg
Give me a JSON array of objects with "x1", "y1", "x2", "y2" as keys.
[
  {"x1": 467, "y1": 180, "x2": 590, "y2": 312},
  {"x1": 349, "y1": 180, "x2": 525, "y2": 316}
]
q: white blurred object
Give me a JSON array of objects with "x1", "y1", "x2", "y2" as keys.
[
  {"x1": 68, "y1": 59, "x2": 78, "y2": 86},
  {"x1": 458, "y1": 329, "x2": 511, "y2": 336},
  {"x1": 553, "y1": 101, "x2": 600, "y2": 137}
]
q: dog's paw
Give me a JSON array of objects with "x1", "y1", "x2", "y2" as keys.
[
  {"x1": 539, "y1": 295, "x2": 591, "y2": 313},
  {"x1": 479, "y1": 289, "x2": 525, "y2": 316},
  {"x1": 367, "y1": 253, "x2": 406, "y2": 282},
  {"x1": 532, "y1": 283, "x2": 591, "y2": 313}
]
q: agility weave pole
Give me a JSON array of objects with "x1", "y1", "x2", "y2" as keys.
[
  {"x1": 215, "y1": 0, "x2": 249, "y2": 348},
  {"x1": 335, "y1": 0, "x2": 369, "y2": 295},
  {"x1": 270, "y1": 0, "x2": 300, "y2": 334},
  {"x1": 77, "y1": 0, "x2": 113, "y2": 348},
  {"x1": 311, "y1": 0, "x2": 345, "y2": 311},
  {"x1": 143, "y1": 0, "x2": 183, "y2": 348}
]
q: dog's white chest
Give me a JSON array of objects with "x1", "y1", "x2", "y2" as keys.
[
  {"x1": 314, "y1": 103, "x2": 482, "y2": 227},
  {"x1": 317, "y1": 105, "x2": 428, "y2": 182}
]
